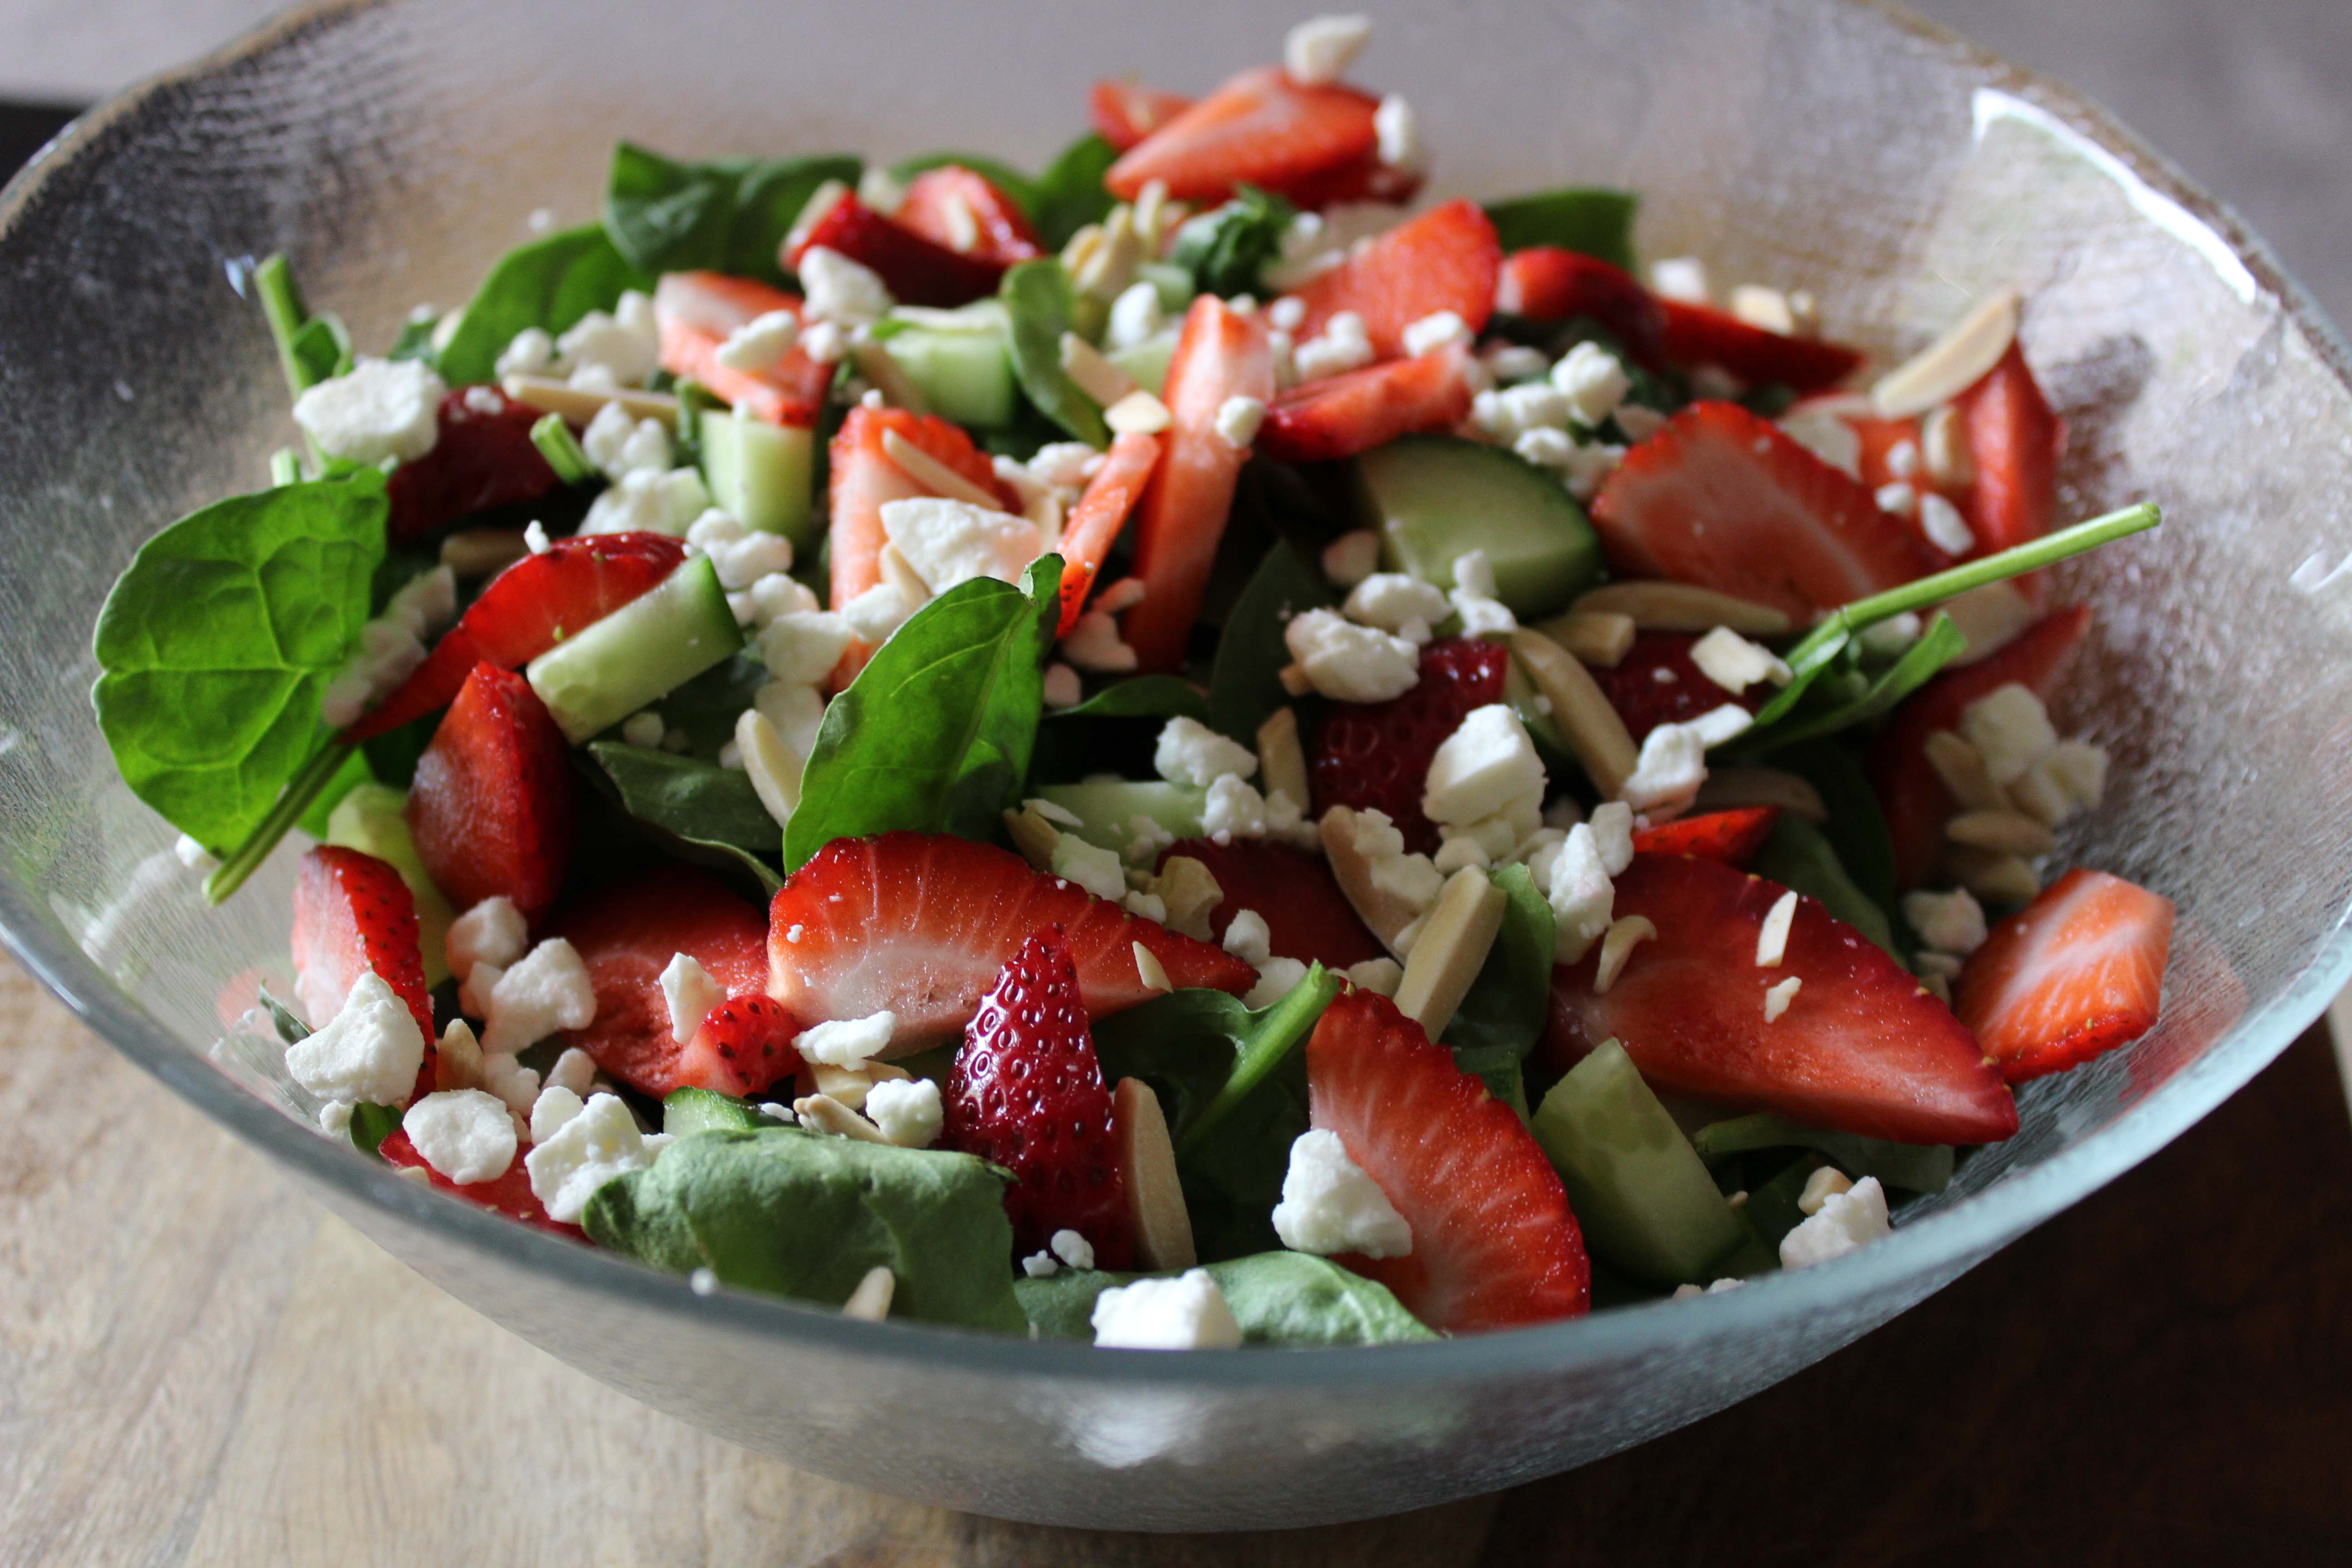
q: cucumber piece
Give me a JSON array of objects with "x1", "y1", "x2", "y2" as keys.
[
  {"x1": 1034, "y1": 779, "x2": 1208, "y2": 852},
  {"x1": 1692, "y1": 1110, "x2": 1954, "y2": 1194},
  {"x1": 325, "y1": 782, "x2": 454, "y2": 987},
  {"x1": 1136, "y1": 260, "x2": 1195, "y2": 313},
  {"x1": 664, "y1": 1086, "x2": 791, "y2": 1137},
  {"x1": 1107, "y1": 329, "x2": 1179, "y2": 397},
  {"x1": 528, "y1": 556, "x2": 744, "y2": 744},
  {"x1": 1530, "y1": 1039, "x2": 1747, "y2": 1287},
  {"x1": 1747, "y1": 814, "x2": 1903, "y2": 963},
  {"x1": 885, "y1": 320, "x2": 1017, "y2": 428},
  {"x1": 700, "y1": 411, "x2": 814, "y2": 548},
  {"x1": 1356, "y1": 435, "x2": 1604, "y2": 617}
]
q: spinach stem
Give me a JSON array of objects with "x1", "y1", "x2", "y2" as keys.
[
  {"x1": 202, "y1": 741, "x2": 352, "y2": 906},
  {"x1": 1177, "y1": 964, "x2": 1339, "y2": 1157},
  {"x1": 253, "y1": 254, "x2": 314, "y2": 403}
]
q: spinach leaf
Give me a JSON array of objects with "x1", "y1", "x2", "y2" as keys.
[
  {"x1": 887, "y1": 152, "x2": 1041, "y2": 215},
  {"x1": 604, "y1": 143, "x2": 861, "y2": 284},
  {"x1": 436, "y1": 224, "x2": 653, "y2": 387},
  {"x1": 93, "y1": 473, "x2": 387, "y2": 854},
  {"x1": 1767, "y1": 738, "x2": 1897, "y2": 916},
  {"x1": 1483, "y1": 188, "x2": 1639, "y2": 271},
  {"x1": 999, "y1": 259, "x2": 1108, "y2": 446},
  {"x1": 1044, "y1": 674, "x2": 1210, "y2": 724},
  {"x1": 387, "y1": 313, "x2": 440, "y2": 363},
  {"x1": 1733, "y1": 613, "x2": 1966, "y2": 752},
  {"x1": 583, "y1": 1128, "x2": 1026, "y2": 1331},
  {"x1": 348, "y1": 1102, "x2": 402, "y2": 1157},
  {"x1": 1206, "y1": 540, "x2": 1335, "y2": 744},
  {"x1": 1168, "y1": 186, "x2": 1298, "y2": 299},
  {"x1": 782, "y1": 555, "x2": 1060, "y2": 870},
  {"x1": 1694, "y1": 1111, "x2": 1953, "y2": 1194},
  {"x1": 1441, "y1": 864, "x2": 1556, "y2": 1102},
  {"x1": 258, "y1": 985, "x2": 311, "y2": 1042},
  {"x1": 589, "y1": 742, "x2": 779, "y2": 856},
  {"x1": 642, "y1": 652, "x2": 769, "y2": 760},
  {"x1": 251, "y1": 254, "x2": 349, "y2": 399},
  {"x1": 1029, "y1": 132, "x2": 1119, "y2": 251},
  {"x1": 1747, "y1": 813, "x2": 1902, "y2": 963},
  {"x1": 1016, "y1": 1252, "x2": 1435, "y2": 1346}
]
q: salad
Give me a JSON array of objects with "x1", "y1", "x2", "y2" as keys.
[{"x1": 92, "y1": 14, "x2": 2175, "y2": 1350}]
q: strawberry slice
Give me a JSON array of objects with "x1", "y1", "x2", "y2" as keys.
[
  {"x1": 682, "y1": 995, "x2": 804, "y2": 1101},
  {"x1": 1952, "y1": 340, "x2": 2063, "y2": 560},
  {"x1": 1956, "y1": 868, "x2": 2173, "y2": 1084},
  {"x1": 1279, "y1": 147, "x2": 1425, "y2": 211},
  {"x1": 1631, "y1": 806, "x2": 1779, "y2": 866},
  {"x1": 1290, "y1": 200, "x2": 1503, "y2": 361},
  {"x1": 765, "y1": 833, "x2": 1254, "y2": 1048},
  {"x1": 941, "y1": 926, "x2": 1134, "y2": 1267},
  {"x1": 785, "y1": 193, "x2": 1004, "y2": 308},
  {"x1": 1541, "y1": 853, "x2": 2019, "y2": 1144},
  {"x1": 1090, "y1": 79, "x2": 1192, "y2": 152},
  {"x1": 1589, "y1": 630, "x2": 1762, "y2": 745},
  {"x1": 1104, "y1": 65, "x2": 1380, "y2": 205},
  {"x1": 1869, "y1": 605, "x2": 2092, "y2": 889},
  {"x1": 292, "y1": 845, "x2": 436, "y2": 1042},
  {"x1": 547, "y1": 865, "x2": 778, "y2": 1098},
  {"x1": 344, "y1": 533, "x2": 688, "y2": 743},
  {"x1": 405, "y1": 662, "x2": 576, "y2": 926},
  {"x1": 379, "y1": 1127, "x2": 580, "y2": 1237},
  {"x1": 1656, "y1": 298, "x2": 1864, "y2": 395},
  {"x1": 1158, "y1": 838, "x2": 1387, "y2": 970},
  {"x1": 1308, "y1": 990, "x2": 1590, "y2": 1333},
  {"x1": 1255, "y1": 343, "x2": 1475, "y2": 463},
  {"x1": 1589, "y1": 401, "x2": 1950, "y2": 622},
  {"x1": 652, "y1": 271, "x2": 831, "y2": 428},
  {"x1": 1055, "y1": 431, "x2": 1160, "y2": 636},
  {"x1": 1493, "y1": 248, "x2": 1666, "y2": 371},
  {"x1": 1122, "y1": 296, "x2": 1273, "y2": 671},
  {"x1": 385, "y1": 385, "x2": 562, "y2": 542},
  {"x1": 893, "y1": 165, "x2": 1043, "y2": 269},
  {"x1": 1308, "y1": 637, "x2": 1509, "y2": 857}
]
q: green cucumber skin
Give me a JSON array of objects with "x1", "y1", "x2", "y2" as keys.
[
  {"x1": 1531, "y1": 1039, "x2": 1747, "y2": 1287},
  {"x1": 663, "y1": 1086, "x2": 789, "y2": 1137},
  {"x1": 887, "y1": 327, "x2": 1017, "y2": 428},
  {"x1": 1106, "y1": 331, "x2": 1178, "y2": 397},
  {"x1": 700, "y1": 412, "x2": 814, "y2": 547},
  {"x1": 528, "y1": 555, "x2": 744, "y2": 744},
  {"x1": 1356, "y1": 435, "x2": 1604, "y2": 618},
  {"x1": 1034, "y1": 779, "x2": 1207, "y2": 852}
]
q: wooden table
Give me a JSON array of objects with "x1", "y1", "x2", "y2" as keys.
[{"x1": 5, "y1": 953, "x2": 2346, "y2": 1565}]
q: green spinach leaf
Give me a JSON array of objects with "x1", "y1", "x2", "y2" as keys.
[
  {"x1": 1441, "y1": 864, "x2": 1556, "y2": 1101},
  {"x1": 1206, "y1": 540, "x2": 1335, "y2": 744},
  {"x1": 1044, "y1": 674, "x2": 1210, "y2": 724},
  {"x1": 1000, "y1": 259, "x2": 1108, "y2": 446},
  {"x1": 1029, "y1": 132, "x2": 1119, "y2": 251},
  {"x1": 1733, "y1": 613, "x2": 1967, "y2": 753},
  {"x1": 1694, "y1": 1111, "x2": 1953, "y2": 1194},
  {"x1": 604, "y1": 143, "x2": 862, "y2": 284},
  {"x1": 1016, "y1": 1252, "x2": 1435, "y2": 1346},
  {"x1": 93, "y1": 473, "x2": 388, "y2": 854},
  {"x1": 1747, "y1": 813, "x2": 1902, "y2": 962},
  {"x1": 1766, "y1": 738, "x2": 1897, "y2": 916},
  {"x1": 251, "y1": 254, "x2": 350, "y2": 400},
  {"x1": 1482, "y1": 188, "x2": 1639, "y2": 271},
  {"x1": 1168, "y1": 186, "x2": 1298, "y2": 299},
  {"x1": 348, "y1": 1102, "x2": 402, "y2": 1158},
  {"x1": 589, "y1": 741, "x2": 780, "y2": 856},
  {"x1": 782, "y1": 555, "x2": 1060, "y2": 870},
  {"x1": 436, "y1": 224, "x2": 653, "y2": 387}
]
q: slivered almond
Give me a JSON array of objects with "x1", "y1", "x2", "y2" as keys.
[
  {"x1": 1511, "y1": 629, "x2": 1638, "y2": 799},
  {"x1": 1104, "y1": 389, "x2": 1172, "y2": 436},
  {"x1": 1279, "y1": 662, "x2": 1314, "y2": 697},
  {"x1": 1150, "y1": 856, "x2": 1222, "y2": 941},
  {"x1": 1592, "y1": 916, "x2": 1656, "y2": 995},
  {"x1": 1060, "y1": 331, "x2": 1141, "y2": 407},
  {"x1": 840, "y1": 1264, "x2": 896, "y2": 1321},
  {"x1": 795, "y1": 1093, "x2": 889, "y2": 1142},
  {"x1": 1536, "y1": 609, "x2": 1637, "y2": 667},
  {"x1": 877, "y1": 541, "x2": 933, "y2": 605},
  {"x1": 1755, "y1": 890, "x2": 1798, "y2": 968},
  {"x1": 439, "y1": 528, "x2": 531, "y2": 579},
  {"x1": 735, "y1": 710, "x2": 802, "y2": 828},
  {"x1": 1568, "y1": 583, "x2": 1791, "y2": 636},
  {"x1": 500, "y1": 373, "x2": 680, "y2": 429},
  {"x1": 784, "y1": 177, "x2": 851, "y2": 260},
  {"x1": 1945, "y1": 808, "x2": 2056, "y2": 855},
  {"x1": 1923, "y1": 730, "x2": 2006, "y2": 811},
  {"x1": 1693, "y1": 765, "x2": 1826, "y2": 822},
  {"x1": 1941, "y1": 580, "x2": 2035, "y2": 666},
  {"x1": 1391, "y1": 867, "x2": 1508, "y2": 1039},
  {"x1": 1944, "y1": 845, "x2": 2041, "y2": 903},
  {"x1": 1256, "y1": 706, "x2": 1311, "y2": 810},
  {"x1": 1115, "y1": 1078, "x2": 1196, "y2": 1271},
  {"x1": 852, "y1": 341, "x2": 931, "y2": 416},
  {"x1": 879, "y1": 427, "x2": 1003, "y2": 510},
  {"x1": 1060, "y1": 222, "x2": 1105, "y2": 277},
  {"x1": 1871, "y1": 288, "x2": 2020, "y2": 419},
  {"x1": 1319, "y1": 805, "x2": 1425, "y2": 952},
  {"x1": 808, "y1": 1060, "x2": 892, "y2": 1109},
  {"x1": 1076, "y1": 203, "x2": 1142, "y2": 300},
  {"x1": 1001, "y1": 804, "x2": 1061, "y2": 871},
  {"x1": 1132, "y1": 179, "x2": 1173, "y2": 251},
  {"x1": 1133, "y1": 941, "x2": 1173, "y2": 993},
  {"x1": 1922, "y1": 405, "x2": 1973, "y2": 488}
]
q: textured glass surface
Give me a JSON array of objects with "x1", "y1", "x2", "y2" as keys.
[{"x1": 2, "y1": 0, "x2": 2350, "y2": 1531}]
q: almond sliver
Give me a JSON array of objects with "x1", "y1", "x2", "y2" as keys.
[
  {"x1": 1567, "y1": 583, "x2": 1790, "y2": 636},
  {"x1": 1871, "y1": 288, "x2": 2020, "y2": 419}
]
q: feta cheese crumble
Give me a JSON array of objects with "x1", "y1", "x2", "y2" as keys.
[
  {"x1": 660, "y1": 952, "x2": 725, "y2": 1045},
  {"x1": 1779, "y1": 1175, "x2": 1891, "y2": 1269},
  {"x1": 1154, "y1": 716, "x2": 1258, "y2": 787},
  {"x1": 1091, "y1": 1269, "x2": 1245, "y2": 1350},
  {"x1": 480, "y1": 938, "x2": 598, "y2": 1056},
  {"x1": 794, "y1": 1010, "x2": 896, "y2": 1068},
  {"x1": 524, "y1": 1092, "x2": 660, "y2": 1225},
  {"x1": 879, "y1": 496, "x2": 1041, "y2": 594},
  {"x1": 1284, "y1": 14, "x2": 1373, "y2": 85},
  {"x1": 864, "y1": 1076, "x2": 944, "y2": 1149},
  {"x1": 1271, "y1": 1128, "x2": 1412, "y2": 1259},
  {"x1": 402, "y1": 1088, "x2": 519, "y2": 1185},
  {"x1": 1283, "y1": 608, "x2": 1419, "y2": 702},
  {"x1": 284, "y1": 971, "x2": 426, "y2": 1108},
  {"x1": 292, "y1": 357, "x2": 446, "y2": 466}
]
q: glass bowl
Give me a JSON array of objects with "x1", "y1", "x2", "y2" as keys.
[{"x1": 4, "y1": 0, "x2": 2351, "y2": 1533}]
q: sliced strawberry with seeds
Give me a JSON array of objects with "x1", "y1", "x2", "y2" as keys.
[
  {"x1": 386, "y1": 386, "x2": 563, "y2": 542},
  {"x1": 1090, "y1": 79, "x2": 1193, "y2": 153},
  {"x1": 653, "y1": 271, "x2": 830, "y2": 428},
  {"x1": 1631, "y1": 806, "x2": 1779, "y2": 866},
  {"x1": 894, "y1": 166, "x2": 1043, "y2": 268},
  {"x1": 548, "y1": 865, "x2": 777, "y2": 1098},
  {"x1": 1122, "y1": 296, "x2": 1274, "y2": 671},
  {"x1": 344, "y1": 533, "x2": 688, "y2": 743},
  {"x1": 1255, "y1": 343, "x2": 1475, "y2": 464},
  {"x1": 1290, "y1": 200, "x2": 1503, "y2": 361},
  {"x1": 680, "y1": 995, "x2": 804, "y2": 1100},
  {"x1": 1589, "y1": 630, "x2": 1762, "y2": 745},
  {"x1": 1159, "y1": 838, "x2": 1387, "y2": 970},
  {"x1": 292, "y1": 845, "x2": 436, "y2": 1042},
  {"x1": 1308, "y1": 637, "x2": 1509, "y2": 857},
  {"x1": 786, "y1": 194, "x2": 1005, "y2": 308},
  {"x1": 1493, "y1": 248, "x2": 1666, "y2": 371},
  {"x1": 1589, "y1": 401, "x2": 1950, "y2": 622},
  {"x1": 941, "y1": 926, "x2": 1133, "y2": 1267},
  {"x1": 1952, "y1": 339, "x2": 2063, "y2": 561},
  {"x1": 1055, "y1": 431, "x2": 1161, "y2": 636},
  {"x1": 1104, "y1": 65, "x2": 1380, "y2": 206},
  {"x1": 1541, "y1": 853, "x2": 2019, "y2": 1145},
  {"x1": 1308, "y1": 990, "x2": 1590, "y2": 1334},
  {"x1": 765, "y1": 833, "x2": 1254, "y2": 1049},
  {"x1": 1956, "y1": 868, "x2": 2173, "y2": 1084},
  {"x1": 1655, "y1": 298, "x2": 1864, "y2": 395},
  {"x1": 379, "y1": 1127, "x2": 580, "y2": 1237},
  {"x1": 406, "y1": 663, "x2": 576, "y2": 926}
]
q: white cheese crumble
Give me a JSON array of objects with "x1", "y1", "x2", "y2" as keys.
[
  {"x1": 1154, "y1": 716, "x2": 1258, "y2": 787},
  {"x1": 524, "y1": 1092, "x2": 659, "y2": 1224},
  {"x1": 1061, "y1": 609, "x2": 1140, "y2": 673},
  {"x1": 1619, "y1": 722, "x2": 1709, "y2": 814},
  {"x1": 715, "y1": 309, "x2": 801, "y2": 373},
  {"x1": 402, "y1": 1088, "x2": 519, "y2": 1185},
  {"x1": 1344, "y1": 956, "x2": 1403, "y2": 996},
  {"x1": 580, "y1": 466, "x2": 712, "y2": 537},
  {"x1": 1050, "y1": 1229, "x2": 1098, "y2": 1271},
  {"x1": 758, "y1": 609, "x2": 856, "y2": 686},
  {"x1": 1689, "y1": 627, "x2": 1792, "y2": 694},
  {"x1": 1106, "y1": 281, "x2": 1166, "y2": 353},
  {"x1": 1283, "y1": 608, "x2": 1420, "y2": 702},
  {"x1": 878, "y1": 496, "x2": 1041, "y2": 594},
  {"x1": 1284, "y1": 14, "x2": 1373, "y2": 84},
  {"x1": 1919, "y1": 491, "x2": 1975, "y2": 555},
  {"x1": 1051, "y1": 834, "x2": 1128, "y2": 901},
  {"x1": 545, "y1": 1046, "x2": 598, "y2": 1098},
  {"x1": 1321, "y1": 529, "x2": 1382, "y2": 588},
  {"x1": 556, "y1": 290, "x2": 659, "y2": 387},
  {"x1": 687, "y1": 509, "x2": 796, "y2": 592},
  {"x1": 1372, "y1": 93, "x2": 1420, "y2": 170},
  {"x1": 798, "y1": 246, "x2": 894, "y2": 327},
  {"x1": 1422, "y1": 705, "x2": 1546, "y2": 827},
  {"x1": 1779, "y1": 1175, "x2": 1891, "y2": 1269},
  {"x1": 659, "y1": 952, "x2": 725, "y2": 1045},
  {"x1": 1550, "y1": 342, "x2": 1631, "y2": 428},
  {"x1": 284, "y1": 971, "x2": 426, "y2": 1108},
  {"x1": 1091, "y1": 1269, "x2": 1245, "y2": 1350},
  {"x1": 1903, "y1": 887, "x2": 1988, "y2": 956},
  {"x1": 581, "y1": 401, "x2": 673, "y2": 480},
  {"x1": 1345, "y1": 573, "x2": 1450, "y2": 635},
  {"x1": 1293, "y1": 311, "x2": 1375, "y2": 382},
  {"x1": 1271, "y1": 1128, "x2": 1412, "y2": 1259},
  {"x1": 1650, "y1": 256, "x2": 1711, "y2": 305},
  {"x1": 864, "y1": 1077, "x2": 944, "y2": 1148},
  {"x1": 293, "y1": 357, "x2": 446, "y2": 466},
  {"x1": 1214, "y1": 394, "x2": 1266, "y2": 448},
  {"x1": 481, "y1": 938, "x2": 598, "y2": 1056},
  {"x1": 1401, "y1": 309, "x2": 1468, "y2": 358},
  {"x1": 794, "y1": 1010, "x2": 896, "y2": 1068}
]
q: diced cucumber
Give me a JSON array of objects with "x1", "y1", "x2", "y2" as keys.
[
  {"x1": 700, "y1": 411, "x2": 814, "y2": 547},
  {"x1": 1034, "y1": 779, "x2": 1208, "y2": 852},
  {"x1": 1692, "y1": 1110, "x2": 1954, "y2": 1194},
  {"x1": 1136, "y1": 260, "x2": 1195, "y2": 313},
  {"x1": 663, "y1": 1086, "x2": 791, "y2": 1137},
  {"x1": 1107, "y1": 329, "x2": 1179, "y2": 397},
  {"x1": 886, "y1": 320, "x2": 1017, "y2": 428},
  {"x1": 527, "y1": 556, "x2": 744, "y2": 744},
  {"x1": 1530, "y1": 1039, "x2": 1747, "y2": 1287},
  {"x1": 325, "y1": 782, "x2": 453, "y2": 987},
  {"x1": 1356, "y1": 435, "x2": 1604, "y2": 617},
  {"x1": 1747, "y1": 814, "x2": 1903, "y2": 964}
]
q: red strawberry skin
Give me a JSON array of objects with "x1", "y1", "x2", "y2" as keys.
[
  {"x1": 1493, "y1": 249, "x2": 1666, "y2": 371},
  {"x1": 1309, "y1": 638, "x2": 1509, "y2": 856},
  {"x1": 292, "y1": 845, "x2": 436, "y2": 1041},
  {"x1": 1541, "y1": 854, "x2": 2019, "y2": 1144},
  {"x1": 1090, "y1": 79, "x2": 1192, "y2": 152},
  {"x1": 1054, "y1": 431, "x2": 1160, "y2": 637},
  {"x1": 1159, "y1": 838, "x2": 1387, "y2": 970},
  {"x1": 379, "y1": 1127, "x2": 580, "y2": 1238},
  {"x1": 787, "y1": 193, "x2": 1004, "y2": 308},
  {"x1": 1953, "y1": 340, "x2": 2063, "y2": 560},
  {"x1": 1957, "y1": 868, "x2": 2174, "y2": 1084},
  {"x1": 1104, "y1": 65, "x2": 1379, "y2": 205},
  {"x1": 1590, "y1": 630, "x2": 1762, "y2": 745},
  {"x1": 1631, "y1": 806, "x2": 1779, "y2": 866},
  {"x1": 1656, "y1": 298, "x2": 1864, "y2": 394},
  {"x1": 766, "y1": 833, "x2": 1255, "y2": 1049},
  {"x1": 1291, "y1": 200, "x2": 1503, "y2": 361},
  {"x1": 1255, "y1": 344, "x2": 1474, "y2": 464},
  {"x1": 1590, "y1": 401, "x2": 1950, "y2": 622},
  {"x1": 386, "y1": 386, "x2": 562, "y2": 542},
  {"x1": 548, "y1": 865, "x2": 776, "y2": 1098},
  {"x1": 681, "y1": 995, "x2": 804, "y2": 1101},
  {"x1": 406, "y1": 662, "x2": 576, "y2": 926},
  {"x1": 941, "y1": 926, "x2": 1134, "y2": 1268},
  {"x1": 653, "y1": 272, "x2": 830, "y2": 428},
  {"x1": 894, "y1": 166, "x2": 1042, "y2": 269},
  {"x1": 1308, "y1": 990, "x2": 1590, "y2": 1334}
]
